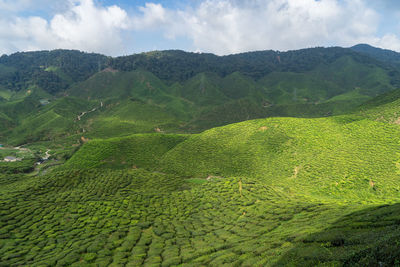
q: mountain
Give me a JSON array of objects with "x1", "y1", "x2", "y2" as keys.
[
  {"x1": 0, "y1": 50, "x2": 107, "y2": 93},
  {"x1": 1, "y1": 45, "x2": 400, "y2": 144},
  {"x1": 351, "y1": 43, "x2": 400, "y2": 66},
  {"x1": 65, "y1": 46, "x2": 400, "y2": 133},
  {"x1": 110, "y1": 46, "x2": 392, "y2": 81}
]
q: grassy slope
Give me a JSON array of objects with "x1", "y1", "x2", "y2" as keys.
[
  {"x1": 313, "y1": 56, "x2": 394, "y2": 97},
  {"x1": 63, "y1": 133, "x2": 188, "y2": 169},
  {"x1": 0, "y1": 87, "x2": 53, "y2": 141},
  {"x1": 84, "y1": 99, "x2": 188, "y2": 139},
  {"x1": 60, "y1": 54, "x2": 397, "y2": 134},
  {"x1": 68, "y1": 70, "x2": 193, "y2": 117},
  {"x1": 259, "y1": 72, "x2": 338, "y2": 104},
  {"x1": 353, "y1": 88, "x2": 400, "y2": 125},
  {"x1": 160, "y1": 116, "x2": 400, "y2": 203},
  {"x1": 4, "y1": 97, "x2": 98, "y2": 145},
  {"x1": 184, "y1": 56, "x2": 396, "y2": 130},
  {"x1": 1, "y1": 46, "x2": 399, "y2": 145},
  {"x1": 65, "y1": 69, "x2": 194, "y2": 138}
]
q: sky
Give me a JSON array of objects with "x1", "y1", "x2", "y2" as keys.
[{"x1": 1, "y1": 0, "x2": 400, "y2": 56}]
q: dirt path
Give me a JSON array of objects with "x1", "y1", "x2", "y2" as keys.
[{"x1": 77, "y1": 103, "x2": 102, "y2": 121}]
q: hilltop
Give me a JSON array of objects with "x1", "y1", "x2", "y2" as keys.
[{"x1": 351, "y1": 44, "x2": 400, "y2": 66}]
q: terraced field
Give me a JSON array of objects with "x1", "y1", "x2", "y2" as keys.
[{"x1": 1, "y1": 169, "x2": 390, "y2": 266}]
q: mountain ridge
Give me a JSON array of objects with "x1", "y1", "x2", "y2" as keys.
[{"x1": 1, "y1": 44, "x2": 400, "y2": 144}]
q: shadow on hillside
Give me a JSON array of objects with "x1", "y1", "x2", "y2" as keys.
[
  {"x1": 273, "y1": 203, "x2": 400, "y2": 266},
  {"x1": 184, "y1": 100, "x2": 363, "y2": 132}
]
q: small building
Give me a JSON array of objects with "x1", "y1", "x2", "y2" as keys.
[{"x1": 4, "y1": 156, "x2": 18, "y2": 162}]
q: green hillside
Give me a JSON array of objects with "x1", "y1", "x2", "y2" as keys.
[
  {"x1": 352, "y1": 87, "x2": 400, "y2": 125},
  {"x1": 61, "y1": 50, "x2": 400, "y2": 134},
  {"x1": 1, "y1": 46, "x2": 400, "y2": 144},
  {"x1": 64, "y1": 133, "x2": 188, "y2": 169},
  {"x1": 351, "y1": 43, "x2": 400, "y2": 66},
  {"x1": 85, "y1": 101, "x2": 188, "y2": 139},
  {"x1": 2, "y1": 115, "x2": 400, "y2": 265},
  {"x1": 68, "y1": 115, "x2": 400, "y2": 204},
  {"x1": 2, "y1": 97, "x2": 98, "y2": 145},
  {"x1": 68, "y1": 70, "x2": 170, "y2": 101},
  {"x1": 0, "y1": 112, "x2": 13, "y2": 134},
  {"x1": 2, "y1": 45, "x2": 400, "y2": 265}
]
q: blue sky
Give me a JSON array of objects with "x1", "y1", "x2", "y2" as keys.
[{"x1": 1, "y1": 0, "x2": 400, "y2": 56}]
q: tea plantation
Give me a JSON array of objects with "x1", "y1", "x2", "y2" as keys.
[
  {"x1": 3, "y1": 46, "x2": 400, "y2": 266},
  {"x1": 2, "y1": 115, "x2": 400, "y2": 266}
]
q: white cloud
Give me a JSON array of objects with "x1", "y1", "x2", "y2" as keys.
[
  {"x1": 1, "y1": 0, "x2": 400, "y2": 56},
  {"x1": 49, "y1": 0, "x2": 129, "y2": 54},
  {"x1": 134, "y1": 0, "x2": 400, "y2": 55},
  {"x1": 0, "y1": 0, "x2": 129, "y2": 55},
  {"x1": 132, "y1": 3, "x2": 168, "y2": 29},
  {"x1": 369, "y1": 34, "x2": 400, "y2": 52}
]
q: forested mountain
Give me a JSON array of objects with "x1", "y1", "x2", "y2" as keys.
[
  {"x1": 351, "y1": 44, "x2": 400, "y2": 66},
  {"x1": 0, "y1": 50, "x2": 107, "y2": 93},
  {"x1": 1, "y1": 46, "x2": 399, "y2": 93},
  {"x1": 110, "y1": 46, "x2": 399, "y2": 81}
]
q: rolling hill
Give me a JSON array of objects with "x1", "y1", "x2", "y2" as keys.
[
  {"x1": 2, "y1": 112, "x2": 400, "y2": 265},
  {"x1": 61, "y1": 47, "x2": 400, "y2": 134},
  {"x1": 2, "y1": 45, "x2": 400, "y2": 265},
  {"x1": 65, "y1": 114, "x2": 400, "y2": 204}
]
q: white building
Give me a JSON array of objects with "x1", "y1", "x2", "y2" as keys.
[{"x1": 3, "y1": 156, "x2": 18, "y2": 162}]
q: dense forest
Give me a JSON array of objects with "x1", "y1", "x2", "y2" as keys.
[
  {"x1": 0, "y1": 50, "x2": 108, "y2": 93},
  {"x1": 2, "y1": 45, "x2": 400, "y2": 94}
]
